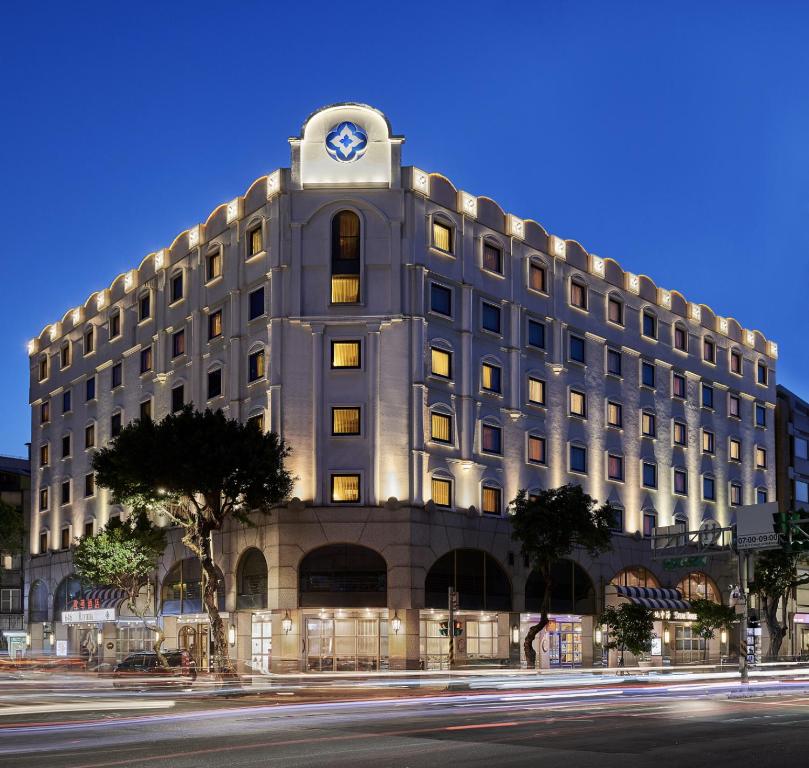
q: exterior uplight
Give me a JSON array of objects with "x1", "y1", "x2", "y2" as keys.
[
  {"x1": 282, "y1": 611, "x2": 293, "y2": 634},
  {"x1": 391, "y1": 613, "x2": 402, "y2": 634}
]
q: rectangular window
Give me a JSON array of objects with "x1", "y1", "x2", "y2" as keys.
[
  {"x1": 608, "y1": 454, "x2": 624, "y2": 481},
  {"x1": 731, "y1": 350, "x2": 742, "y2": 375},
  {"x1": 331, "y1": 274, "x2": 360, "y2": 303},
  {"x1": 248, "y1": 287, "x2": 265, "y2": 320},
  {"x1": 60, "y1": 343, "x2": 71, "y2": 369},
  {"x1": 139, "y1": 293, "x2": 151, "y2": 322},
  {"x1": 86, "y1": 376, "x2": 96, "y2": 401},
  {"x1": 208, "y1": 310, "x2": 223, "y2": 340},
  {"x1": 39, "y1": 530, "x2": 48, "y2": 552},
  {"x1": 796, "y1": 480, "x2": 809, "y2": 504},
  {"x1": 109, "y1": 310, "x2": 121, "y2": 339},
  {"x1": 60, "y1": 527, "x2": 70, "y2": 550},
  {"x1": 111, "y1": 412, "x2": 122, "y2": 437},
  {"x1": 729, "y1": 393, "x2": 741, "y2": 418},
  {"x1": 757, "y1": 362, "x2": 768, "y2": 385},
  {"x1": 643, "y1": 512, "x2": 657, "y2": 537},
  {"x1": 673, "y1": 421, "x2": 687, "y2": 446},
  {"x1": 332, "y1": 341, "x2": 361, "y2": 369},
  {"x1": 702, "y1": 383, "x2": 714, "y2": 409},
  {"x1": 84, "y1": 327, "x2": 94, "y2": 355},
  {"x1": 432, "y1": 221, "x2": 453, "y2": 253},
  {"x1": 61, "y1": 433, "x2": 71, "y2": 459},
  {"x1": 641, "y1": 412, "x2": 656, "y2": 437},
  {"x1": 432, "y1": 477, "x2": 451, "y2": 507},
  {"x1": 611, "y1": 507, "x2": 624, "y2": 532},
  {"x1": 172, "y1": 329, "x2": 185, "y2": 358},
  {"x1": 527, "y1": 319, "x2": 545, "y2": 349},
  {"x1": 641, "y1": 361, "x2": 656, "y2": 388},
  {"x1": 482, "y1": 242, "x2": 502, "y2": 273},
  {"x1": 642, "y1": 462, "x2": 657, "y2": 488},
  {"x1": 140, "y1": 399, "x2": 152, "y2": 421},
  {"x1": 61, "y1": 480, "x2": 70, "y2": 506},
  {"x1": 570, "y1": 444, "x2": 587, "y2": 473},
  {"x1": 481, "y1": 485, "x2": 501, "y2": 516},
  {"x1": 674, "y1": 469, "x2": 688, "y2": 495},
  {"x1": 702, "y1": 429, "x2": 715, "y2": 454},
  {"x1": 729, "y1": 438, "x2": 741, "y2": 461},
  {"x1": 481, "y1": 302, "x2": 501, "y2": 333},
  {"x1": 430, "y1": 283, "x2": 452, "y2": 316},
  {"x1": 331, "y1": 474, "x2": 360, "y2": 503},
  {"x1": 481, "y1": 424, "x2": 502, "y2": 455},
  {"x1": 608, "y1": 297, "x2": 623, "y2": 325},
  {"x1": 84, "y1": 473, "x2": 95, "y2": 498},
  {"x1": 569, "y1": 335, "x2": 585, "y2": 363},
  {"x1": 207, "y1": 368, "x2": 222, "y2": 399},
  {"x1": 39, "y1": 488, "x2": 48, "y2": 512},
  {"x1": 607, "y1": 401, "x2": 623, "y2": 428},
  {"x1": 570, "y1": 280, "x2": 587, "y2": 309},
  {"x1": 796, "y1": 437, "x2": 809, "y2": 460},
  {"x1": 170, "y1": 272, "x2": 184, "y2": 303},
  {"x1": 431, "y1": 347, "x2": 452, "y2": 378},
  {"x1": 39, "y1": 357, "x2": 48, "y2": 381},
  {"x1": 207, "y1": 249, "x2": 223, "y2": 281},
  {"x1": 431, "y1": 412, "x2": 452, "y2": 443},
  {"x1": 703, "y1": 475, "x2": 716, "y2": 501},
  {"x1": 642, "y1": 311, "x2": 657, "y2": 339},
  {"x1": 674, "y1": 326, "x2": 688, "y2": 352},
  {"x1": 730, "y1": 483, "x2": 742, "y2": 506},
  {"x1": 527, "y1": 435, "x2": 546, "y2": 464},
  {"x1": 481, "y1": 362, "x2": 501, "y2": 393},
  {"x1": 332, "y1": 407, "x2": 361, "y2": 436},
  {"x1": 569, "y1": 390, "x2": 586, "y2": 417},
  {"x1": 40, "y1": 443, "x2": 49, "y2": 466},
  {"x1": 755, "y1": 403, "x2": 767, "y2": 427},
  {"x1": 248, "y1": 413, "x2": 264, "y2": 432},
  {"x1": 756, "y1": 447, "x2": 767, "y2": 469},
  {"x1": 672, "y1": 373, "x2": 686, "y2": 399},
  {"x1": 703, "y1": 338, "x2": 715, "y2": 363},
  {"x1": 529, "y1": 262, "x2": 546, "y2": 292},
  {"x1": 40, "y1": 400, "x2": 50, "y2": 424},
  {"x1": 757, "y1": 488, "x2": 768, "y2": 504},
  {"x1": 84, "y1": 521, "x2": 94, "y2": 538},
  {"x1": 140, "y1": 346, "x2": 153, "y2": 374},
  {"x1": 528, "y1": 377, "x2": 545, "y2": 405},
  {"x1": 249, "y1": 225, "x2": 263, "y2": 256},
  {"x1": 607, "y1": 348, "x2": 622, "y2": 376},
  {"x1": 171, "y1": 384, "x2": 184, "y2": 413},
  {"x1": 62, "y1": 389, "x2": 72, "y2": 414},
  {"x1": 85, "y1": 424, "x2": 95, "y2": 449},
  {"x1": 111, "y1": 361, "x2": 122, "y2": 389},
  {"x1": 248, "y1": 349, "x2": 265, "y2": 382}
]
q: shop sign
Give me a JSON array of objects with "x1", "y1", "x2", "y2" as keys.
[
  {"x1": 62, "y1": 608, "x2": 116, "y2": 624},
  {"x1": 650, "y1": 638, "x2": 662, "y2": 656},
  {"x1": 56, "y1": 640, "x2": 68, "y2": 657},
  {"x1": 653, "y1": 611, "x2": 697, "y2": 621},
  {"x1": 71, "y1": 597, "x2": 103, "y2": 610}
]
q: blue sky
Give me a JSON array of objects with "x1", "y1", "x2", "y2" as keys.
[{"x1": 2, "y1": 1, "x2": 808, "y2": 456}]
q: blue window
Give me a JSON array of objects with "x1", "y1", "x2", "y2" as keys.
[
  {"x1": 757, "y1": 362, "x2": 768, "y2": 385},
  {"x1": 757, "y1": 488, "x2": 768, "y2": 504},
  {"x1": 703, "y1": 476, "x2": 716, "y2": 501},
  {"x1": 85, "y1": 376, "x2": 96, "y2": 401},
  {"x1": 643, "y1": 511, "x2": 657, "y2": 537},
  {"x1": 569, "y1": 335, "x2": 585, "y2": 363},
  {"x1": 641, "y1": 361, "x2": 655, "y2": 388},
  {"x1": 702, "y1": 383, "x2": 714, "y2": 409},
  {"x1": 570, "y1": 445, "x2": 587, "y2": 473},
  {"x1": 482, "y1": 302, "x2": 501, "y2": 334},
  {"x1": 642, "y1": 462, "x2": 657, "y2": 488},
  {"x1": 607, "y1": 349, "x2": 622, "y2": 376},
  {"x1": 611, "y1": 507, "x2": 624, "y2": 532},
  {"x1": 528, "y1": 320, "x2": 545, "y2": 349},
  {"x1": 248, "y1": 287, "x2": 265, "y2": 320},
  {"x1": 62, "y1": 389, "x2": 72, "y2": 414},
  {"x1": 755, "y1": 403, "x2": 766, "y2": 427},
  {"x1": 430, "y1": 283, "x2": 452, "y2": 316},
  {"x1": 481, "y1": 424, "x2": 502, "y2": 455},
  {"x1": 642, "y1": 311, "x2": 657, "y2": 339}
]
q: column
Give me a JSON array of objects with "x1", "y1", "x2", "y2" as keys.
[{"x1": 311, "y1": 325, "x2": 324, "y2": 505}]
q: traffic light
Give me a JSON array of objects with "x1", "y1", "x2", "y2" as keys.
[{"x1": 773, "y1": 509, "x2": 788, "y2": 535}]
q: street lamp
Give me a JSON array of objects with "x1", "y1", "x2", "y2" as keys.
[
  {"x1": 391, "y1": 613, "x2": 402, "y2": 634},
  {"x1": 720, "y1": 629, "x2": 728, "y2": 644},
  {"x1": 595, "y1": 628, "x2": 603, "y2": 645},
  {"x1": 228, "y1": 624, "x2": 237, "y2": 646},
  {"x1": 282, "y1": 611, "x2": 292, "y2": 634}
]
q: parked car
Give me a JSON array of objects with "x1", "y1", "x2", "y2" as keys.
[{"x1": 112, "y1": 650, "x2": 196, "y2": 688}]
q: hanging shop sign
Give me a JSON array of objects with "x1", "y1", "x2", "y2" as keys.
[{"x1": 62, "y1": 608, "x2": 116, "y2": 624}]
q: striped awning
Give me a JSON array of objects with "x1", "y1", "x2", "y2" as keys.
[
  {"x1": 75, "y1": 587, "x2": 129, "y2": 610},
  {"x1": 615, "y1": 585, "x2": 691, "y2": 612}
]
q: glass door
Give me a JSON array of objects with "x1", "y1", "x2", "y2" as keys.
[{"x1": 250, "y1": 616, "x2": 272, "y2": 674}]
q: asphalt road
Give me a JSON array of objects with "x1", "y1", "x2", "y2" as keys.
[{"x1": 2, "y1": 676, "x2": 809, "y2": 767}]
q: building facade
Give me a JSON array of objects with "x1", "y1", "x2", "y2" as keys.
[
  {"x1": 26, "y1": 103, "x2": 778, "y2": 671},
  {"x1": 1, "y1": 454, "x2": 30, "y2": 657}
]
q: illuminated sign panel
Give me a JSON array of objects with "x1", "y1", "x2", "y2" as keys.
[{"x1": 62, "y1": 608, "x2": 116, "y2": 624}]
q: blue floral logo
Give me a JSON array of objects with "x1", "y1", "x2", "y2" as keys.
[{"x1": 325, "y1": 121, "x2": 368, "y2": 162}]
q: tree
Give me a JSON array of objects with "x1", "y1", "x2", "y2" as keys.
[
  {"x1": 511, "y1": 484, "x2": 615, "y2": 667},
  {"x1": 690, "y1": 598, "x2": 736, "y2": 661},
  {"x1": 600, "y1": 603, "x2": 654, "y2": 666},
  {"x1": 73, "y1": 514, "x2": 168, "y2": 665},
  {"x1": 92, "y1": 406, "x2": 293, "y2": 675},
  {"x1": 753, "y1": 549, "x2": 809, "y2": 658},
  {"x1": 0, "y1": 499, "x2": 25, "y2": 556}
]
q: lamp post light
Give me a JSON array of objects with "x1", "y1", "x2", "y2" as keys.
[
  {"x1": 391, "y1": 613, "x2": 402, "y2": 635},
  {"x1": 228, "y1": 624, "x2": 236, "y2": 646},
  {"x1": 282, "y1": 611, "x2": 292, "y2": 634},
  {"x1": 511, "y1": 624, "x2": 520, "y2": 644},
  {"x1": 664, "y1": 627, "x2": 671, "y2": 645}
]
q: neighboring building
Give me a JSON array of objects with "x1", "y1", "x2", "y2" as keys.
[
  {"x1": 26, "y1": 103, "x2": 778, "y2": 671},
  {"x1": 0, "y1": 453, "x2": 30, "y2": 657},
  {"x1": 776, "y1": 384, "x2": 809, "y2": 656}
]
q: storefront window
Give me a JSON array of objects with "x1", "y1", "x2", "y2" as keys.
[
  {"x1": 676, "y1": 572, "x2": 719, "y2": 603},
  {"x1": 251, "y1": 615, "x2": 272, "y2": 674},
  {"x1": 306, "y1": 614, "x2": 387, "y2": 672},
  {"x1": 161, "y1": 559, "x2": 225, "y2": 614},
  {"x1": 115, "y1": 625, "x2": 154, "y2": 660},
  {"x1": 610, "y1": 567, "x2": 660, "y2": 589},
  {"x1": 237, "y1": 549, "x2": 268, "y2": 610},
  {"x1": 466, "y1": 620, "x2": 497, "y2": 658}
]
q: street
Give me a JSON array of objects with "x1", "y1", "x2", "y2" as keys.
[{"x1": 2, "y1": 671, "x2": 809, "y2": 767}]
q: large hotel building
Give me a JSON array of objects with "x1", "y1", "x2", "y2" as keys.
[{"x1": 26, "y1": 104, "x2": 778, "y2": 671}]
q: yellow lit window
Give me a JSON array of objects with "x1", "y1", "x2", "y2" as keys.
[
  {"x1": 431, "y1": 347, "x2": 451, "y2": 378},
  {"x1": 332, "y1": 341, "x2": 361, "y2": 369},
  {"x1": 730, "y1": 438, "x2": 741, "y2": 461},
  {"x1": 481, "y1": 363, "x2": 500, "y2": 392},
  {"x1": 482, "y1": 486, "x2": 501, "y2": 516},
  {"x1": 642, "y1": 412, "x2": 656, "y2": 437},
  {"x1": 607, "y1": 402, "x2": 622, "y2": 427},
  {"x1": 249, "y1": 226, "x2": 263, "y2": 256},
  {"x1": 331, "y1": 275, "x2": 360, "y2": 303},
  {"x1": 40, "y1": 443, "x2": 49, "y2": 466},
  {"x1": 756, "y1": 447, "x2": 767, "y2": 468},
  {"x1": 431, "y1": 477, "x2": 451, "y2": 507},
  {"x1": 331, "y1": 474, "x2": 360, "y2": 503},
  {"x1": 208, "y1": 310, "x2": 222, "y2": 340},
  {"x1": 570, "y1": 390, "x2": 586, "y2": 417},
  {"x1": 248, "y1": 413, "x2": 265, "y2": 432},
  {"x1": 207, "y1": 250, "x2": 222, "y2": 280},
  {"x1": 529, "y1": 262, "x2": 546, "y2": 292},
  {"x1": 528, "y1": 435, "x2": 545, "y2": 464},
  {"x1": 702, "y1": 429, "x2": 715, "y2": 454},
  {"x1": 333, "y1": 407, "x2": 361, "y2": 435},
  {"x1": 528, "y1": 377, "x2": 545, "y2": 405},
  {"x1": 432, "y1": 221, "x2": 452, "y2": 252},
  {"x1": 431, "y1": 412, "x2": 452, "y2": 443}
]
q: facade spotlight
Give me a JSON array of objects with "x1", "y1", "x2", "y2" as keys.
[
  {"x1": 511, "y1": 624, "x2": 520, "y2": 644},
  {"x1": 228, "y1": 624, "x2": 236, "y2": 646},
  {"x1": 664, "y1": 628, "x2": 671, "y2": 644}
]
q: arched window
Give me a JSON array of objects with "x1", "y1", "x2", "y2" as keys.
[
  {"x1": 570, "y1": 277, "x2": 588, "y2": 310},
  {"x1": 29, "y1": 580, "x2": 49, "y2": 622},
  {"x1": 54, "y1": 575, "x2": 84, "y2": 616},
  {"x1": 299, "y1": 544, "x2": 387, "y2": 608},
  {"x1": 236, "y1": 549, "x2": 268, "y2": 610},
  {"x1": 425, "y1": 549, "x2": 512, "y2": 611},
  {"x1": 610, "y1": 566, "x2": 660, "y2": 589},
  {"x1": 331, "y1": 211, "x2": 360, "y2": 303},
  {"x1": 677, "y1": 572, "x2": 720, "y2": 603},
  {"x1": 161, "y1": 558, "x2": 225, "y2": 615},
  {"x1": 525, "y1": 559, "x2": 595, "y2": 614},
  {"x1": 673, "y1": 322, "x2": 688, "y2": 353}
]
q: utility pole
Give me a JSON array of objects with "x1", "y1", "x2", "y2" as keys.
[
  {"x1": 738, "y1": 548, "x2": 748, "y2": 683},
  {"x1": 447, "y1": 586, "x2": 455, "y2": 671}
]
